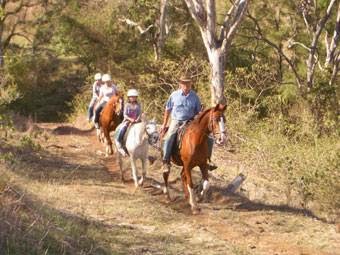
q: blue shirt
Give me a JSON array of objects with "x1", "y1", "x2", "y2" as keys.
[{"x1": 166, "y1": 89, "x2": 201, "y2": 121}]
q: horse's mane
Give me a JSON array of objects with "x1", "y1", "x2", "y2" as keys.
[{"x1": 192, "y1": 108, "x2": 213, "y2": 124}]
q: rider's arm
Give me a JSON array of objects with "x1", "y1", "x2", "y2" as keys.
[
  {"x1": 96, "y1": 89, "x2": 104, "y2": 108},
  {"x1": 92, "y1": 83, "x2": 97, "y2": 97},
  {"x1": 194, "y1": 94, "x2": 201, "y2": 115},
  {"x1": 162, "y1": 109, "x2": 171, "y2": 128},
  {"x1": 162, "y1": 95, "x2": 173, "y2": 129}
]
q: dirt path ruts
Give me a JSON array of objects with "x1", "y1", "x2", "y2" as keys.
[{"x1": 13, "y1": 119, "x2": 340, "y2": 255}]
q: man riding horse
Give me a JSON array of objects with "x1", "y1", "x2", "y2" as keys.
[{"x1": 160, "y1": 75, "x2": 217, "y2": 174}]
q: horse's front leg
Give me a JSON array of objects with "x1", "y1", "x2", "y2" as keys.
[
  {"x1": 162, "y1": 163, "x2": 171, "y2": 200},
  {"x1": 103, "y1": 129, "x2": 113, "y2": 156},
  {"x1": 183, "y1": 164, "x2": 200, "y2": 214},
  {"x1": 116, "y1": 151, "x2": 124, "y2": 182},
  {"x1": 199, "y1": 164, "x2": 210, "y2": 202},
  {"x1": 181, "y1": 169, "x2": 189, "y2": 199},
  {"x1": 130, "y1": 156, "x2": 139, "y2": 187},
  {"x1": 138, "y1": 157, "x2": 147, "y2": 186},
  {"x1": 96, "y1": 128, "x2": 102, "y2": 142}
]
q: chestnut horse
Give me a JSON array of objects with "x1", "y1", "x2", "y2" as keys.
[
  {"x1": 97, "y1": 94, "x2": 124, "y2": 156},
  {"x1": 163, "y1": 104, "x2": 227, "y2": 214}
]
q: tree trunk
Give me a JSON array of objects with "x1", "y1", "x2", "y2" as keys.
[
  {"x1": 0, "y1": 21, "x2": 3, "y2": 68},
  {"x1": 0, "y1": 44, "x2": 3, "y2": 68},
  {"x1": 155, "y1": 0, "x2": 168, "y2": 61},
  {"x1": 208, "y1": 48, "x2": 226, "y2": 105}
]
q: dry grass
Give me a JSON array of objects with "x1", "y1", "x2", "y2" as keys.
[{"x1": 1, "y1": 119, "x2": 339, "y2": 255}]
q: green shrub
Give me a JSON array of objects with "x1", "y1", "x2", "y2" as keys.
[{"x1": 19, "y1": 135, "x2": 41, "y2": 151}]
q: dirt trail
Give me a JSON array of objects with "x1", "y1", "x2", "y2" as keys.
[{"x1": 8, "y1": 118, "x2": 340, "y2": 255}]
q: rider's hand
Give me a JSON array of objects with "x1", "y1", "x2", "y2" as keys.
[{"x1": 160, "y1": 124, "x2": 167, "y2": 134}]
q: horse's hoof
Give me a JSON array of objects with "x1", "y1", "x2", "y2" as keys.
[
  {"x1": 191, "y1": 207, "x2": 201, "y2": 215},
  {"x1": 137, "y1": 176, "x2": 145, "y2": 186}
]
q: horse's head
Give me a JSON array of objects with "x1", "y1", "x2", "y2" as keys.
[
  {"x1": 111, "y1": 94, "x2": 124, "y2": 116},
  {"x1": 209, "y1": 104, "x2": 227, "y2": 145},
  {"x1": 145, "y1": 118, "x2": 159, "y2": 145}
]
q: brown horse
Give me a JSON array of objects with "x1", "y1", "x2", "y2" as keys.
[
  {"x1": 163, "y1": 104, "x2": 227, "y2": 214},
  {"x1": 98, "y1": 94, "x2": 124, "y2": 156}
]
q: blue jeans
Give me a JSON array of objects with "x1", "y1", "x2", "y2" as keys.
[
  {"x1": 116, "y1": 122, "x2": 128, "y2": 145},
  {"x1": 88, "y1": 97, "x2": 97, "y2": 120},
  {"x1": 94, "y1": 101, "x2": 107, "y2": 125}
]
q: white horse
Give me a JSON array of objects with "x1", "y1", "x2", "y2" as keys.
[{"x1": 115, "y1": 118, "x2": 159, "y2": 187}]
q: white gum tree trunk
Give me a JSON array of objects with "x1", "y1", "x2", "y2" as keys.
[
  {"x1": 208, "y1": 48, "x2": 225, "y2": 105},
  {"x1": 184, "y1": 0, "x2": 249, "y2": 105}
]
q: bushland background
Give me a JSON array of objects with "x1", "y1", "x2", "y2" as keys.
[{"x1": 0, "y1": 0, "x2": 339, "y2": 254}]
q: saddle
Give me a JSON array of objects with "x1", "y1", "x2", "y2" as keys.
[
  {"x1": 114, "y1": 121, "x2": 141, "y2": 149},
  {"x1": 175, "y1": 120, "x2": 191, "y2": 150}
]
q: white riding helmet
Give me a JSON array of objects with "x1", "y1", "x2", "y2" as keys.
[
  {"x1": 94, "y1": 73, "x2": 102, "y2": 81},
  {"x1": 102, "y1": 74, "x2": 111, "y2": 82},
  {"x1": 127, "y1": 89, "x2": 138, "y2": 97}
]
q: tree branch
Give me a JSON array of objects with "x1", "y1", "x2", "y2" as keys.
[
  {"x1": 205, "y1": 0, "x2": 217, "y2": 47},
  {"x1": 220, "y1": 0, "x2": 249, "y2": 52},
  {"x1": 4, "y1": 0, "x2": 41, "y2": 20},
  {"x1": 184, "y1": 0, "x2": 207, "y2": 28},
  {"x1": 302, "y1": 11, "x2": 312, "y2": 36},
  {"x1": 306, "y1": 0, "x2": 337, "y2": 87},
  {"x1": 155, "y1": 0, "x2": 169, "y2": 60},
  {"x1": 288, "y1": 39, "x2": 311, "y2": 52},
  {"x1": 325, "y1": 3, "x2": 340, "y2": 67},
  {"x1": 330, "y1": 51, "x2": 340, "y2": 85},
  {"x1": 119, "y1": 18, "x2": 154, "y2": 35},
  {"x1": 247, "y1": 12, "x2": 303, "y2": 87}
]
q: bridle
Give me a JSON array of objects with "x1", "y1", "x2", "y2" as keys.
[
  {"x1": 208, "y1": 110, "x2": 226, "y2": 141},
  {"x1": 145, "y1": 123, "x2": 160, "y2": 147}
]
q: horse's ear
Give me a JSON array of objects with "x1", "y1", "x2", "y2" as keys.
[
  {"x1": 200, "y1": 104, "x2": 204, "y2": 111},
  {"x1": 214, "y1": 103, "x2": 226, "y2": 111}
]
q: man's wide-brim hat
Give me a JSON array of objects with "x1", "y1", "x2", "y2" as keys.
[{"x1": 179, "y1": 75, "x2": 192, "y2": 84}]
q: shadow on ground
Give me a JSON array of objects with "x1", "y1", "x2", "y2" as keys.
[
  {"x1": 0, "y1": 138, "x2": 118, "y2": 185},
  {"x1": 0, "y1": 185, "x2": 192, "y2": 255}
]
